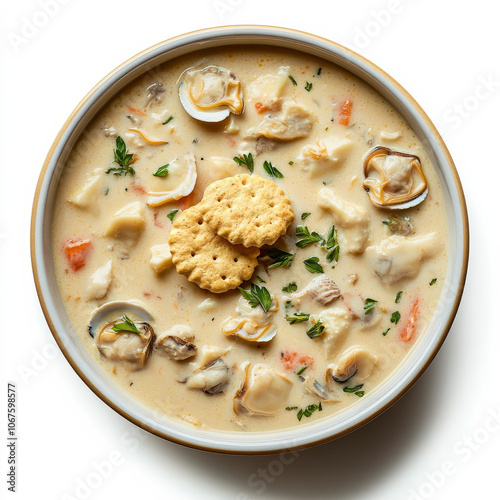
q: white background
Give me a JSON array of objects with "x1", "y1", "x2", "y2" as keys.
[{"x1": 1, "y1": 1, "x2": 498, "y2": 499}]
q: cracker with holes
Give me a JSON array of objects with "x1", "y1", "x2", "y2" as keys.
[
  {"x1": 168, "y1": 204, "x2": 260, "y2": 293},
  {"x1": 199, "y1": 174, "x2": 295, "y2": 247}
]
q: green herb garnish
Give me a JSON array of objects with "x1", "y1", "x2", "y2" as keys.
[
  {"x1": 286, "y1": 406, "x2": 298, "y2": 411},
  {"x1": 153, "y1": 164, "x2": 169, "y2": 177},
  {"x1": 395, "y1": 291, "x2": 403, "y2": 303},
  {"x1": 296, "y1": 366, "x2": 307, "y2": 376},
  {"x1": 289, "y1": 75, "x2": 297, "y2": 86},
  {"x1": 382, "y1": 219, "x2": 392, "y2": 226},
  {"x1": 295, "y1": 225, "x2": 323, "y2": 248},
  {"x1": 238, "y1": 284, "x2": 272, "y2": 312},
  {"x1": 167, "y1": 209, "x2": 178, "y2": 222},
  {"x1": 343, "y1": 384, "x2": 365, "y2": 396},
  {"x1": 306, "y1": 320, "x2": 325, "y2": 338},
  {"x1": 316, "y1": 67, "x2": 322, "y2": 76},
  {"x1": 289, "y1": 160, "x2": 294, "y2": 165},
  {"x1": 382, "y1": 328, "x2": 390, "y2": 336},
  {"x1": 364, "y1": 298, "x2": 378, "y2": 315},
  {"x1": 301, "y1": 213, "x2": 311, "y2": 221},
  {"x1": 233, "y1": 153, "x2": 254, "y2": 173},
  {"x1": 268, "y1": 248, "x2": 294, "y2": 269},
  {"x1": 256, "y1": 275, "x2": 266, "y2": 283},
  {"x1": 390, "y1": 311, "x2": 401, "y2": 324},
  {"x1": 303, "y1": 256, "x2": 324, "y2": 274},
  {"x1": 297, "y1": 403, "x2": 320, "y2": 420},
  {"x1": 282, "y1": 282, "x2": 298, "y2": 293},
  {"x1": 322, "y1": 225, "x2": 340, "y2": 263},
  {"x1": 263, "y1": 160, "x2": 284, "y2": 178},
  {"x1": 430, "y1": 278, "x2": 437, "y2": 286},
  {"x1": 106, "y1": 137, "x2": 135, "y2": 176},
  {"x1": 305, "y1": 82, "x2": 313, "y2": 91},
  {"x1": 285, "y1": 312, "x2": 310, "y2": 324},
  {"x1": 162, "y1": 115, "x2": 174, "y2": 125},
  {"x1": 111, "y1": 314, "x2": 140, "y2": 334}
]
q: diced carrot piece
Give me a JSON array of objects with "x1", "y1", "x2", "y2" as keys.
[
  {"x1": 255, "y1": 102, "x2": 267, "y2": 113},
  {"x1": 399, "y1": 297, "x2": 420, "y2": 342},
  {"x1": 280, "y1": 350, "x2": 314, "y2": 371},
  {"x1": 130, "y1": 181, "x2": 146, "y2": 194},
  {"x1": 63, "y1": 238, "x2": 92, "y2": 271},
  {"x1": 127, "y1": 105, "x2": 147, "y2": 116},
  {"x1": 338, "y1": 99, "x2": 353, "y2": 126}
]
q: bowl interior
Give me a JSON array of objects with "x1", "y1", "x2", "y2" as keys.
[{"x1": 32, "y1": 26, "x2": 468, "y2": 454}]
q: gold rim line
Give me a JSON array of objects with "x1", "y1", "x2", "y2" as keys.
[{"x1": 30, "y1": 25, "x2": 469, "y2": 455}]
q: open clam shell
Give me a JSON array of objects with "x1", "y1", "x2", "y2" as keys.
[
  {"x1": 88, "y1": 299, "x2": 154, "y2": 338},
  {"x1": 178, "y1": 65, "x2": 244, "y2": 122},
  {"x1": 222, "y1": 317, "x2": 277, "y2": 343},
  {"x1": 362, "y1": 146, "x2": 428, "y2": 209}
]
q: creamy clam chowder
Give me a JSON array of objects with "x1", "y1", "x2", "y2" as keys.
[{"x1": 51, "y1": 47, "x2": 448, "y2": 432}]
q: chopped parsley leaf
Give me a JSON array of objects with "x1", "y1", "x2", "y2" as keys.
[
  {"x1": 364, "y1": 298, "x2": 378, "y2": 315},
  {"x1": 106, "y1": 136, "x2": 135, "y2": 176},
  {"x1": 306, "y1": 320, "x2": 325, "y2": 338},
  {"x1": 238, "y1": 284, "x2": 273, "y2": 312},
  {"x1": 263, "y1": 160, "x2": 284, "y2": 178},
  {"x1": 153, "y1": 164, "x2": 169, "y2": 177},
  {"x1": 167, "y1": 209, "x2": 178, "y2": 222},
  {"x1": 233, "y1": 153, "x2": 254, "y2": 173},
  {"x1": 285, "y1": 312, "x2": 310, "y2": 324},
  {"x1": 288, "y1": 75, "x2": 297, "y2": 86},
  {"x1": 282, "y1": 281, "x2": 298, "y2": 293},
  {"x1": 112, "y1": 314, "x2": 140, "y2": 334},
  {"x1": 305, "y1": 82, "x2": 313, "y2": 91},
  {"x1": 268, "y1": 248, "x2": 294, "y2": 269},
  {"x1": 295, "y1": 225, "x2": 323, "y2": 248},
  {"x1": 296, "y1": 365, "x2": 307, "y2": 376},
  {"x1": 382, "y1": 328, "x2": 390, "y2": 336},
  {"x1": 395, "y1": 291, "x2": 403, "y2": 303},
  {"x1": 390, "y1": 311, "x2": 401, "y2": 324},
  {"x1": 256, "y1": 275, "x2": 266, "y2": 283},
  {"x1": 301, "y1": 212, "x2": 311, "y2": 220},
  {"x1": 430, "y1": 278, "x2": 437, "y2": 286},
  {"x1": 303, "y1": 256, "x2": 324, "y2": 274},
  {"x1": 162, "y1": 115, "x2": 174, "y2": 125}
]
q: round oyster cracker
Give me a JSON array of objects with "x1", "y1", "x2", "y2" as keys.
[
  {"x1": 168, "y1": 204, "x2": 260, "y2": 293},
  {"x1": 199, "y1": 174, "x2": 294, "y2": 247}
]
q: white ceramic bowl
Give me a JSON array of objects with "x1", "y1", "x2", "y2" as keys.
[{"x1": 31, "y1": 26, "x2": 469, "y2": 454}]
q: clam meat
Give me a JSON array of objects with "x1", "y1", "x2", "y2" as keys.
[
  {"x1": 234, "y1": 363, "x2": 292, "y2": 416},
  {"x1": 89, "y1": 300, "x2": 156, "y2": 369},
  {"x1": 155, "y1": 325, "x2": 196, "y2": 361},
  {"x1": 179, "y1": 65, "x2": 244, "y2": 122},
  {"x1": 326, "y1": 345, "x2": 378, "y2": 386},
  {"x1": 186, "y1": 359, "x2": 231, "y2": 395},
  {"x1": 363, "y1": 146, "x2": 428, "y2": 209}
]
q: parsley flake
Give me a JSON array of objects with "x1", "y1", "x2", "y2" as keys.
[
  {"x1": 430, "y1": 278, "x2": 437, "y2": 286},
  {"x1": 111, "y1": 314, "x2": 140, "y2": 334},
  {"x1": 305, "y1": 82, "x2": 313, "y2": 91},
  {"x1": 106, "y1": 137, "x2": 136, "y2": 176},
  {"x1": 263, "y1": 160, "x2": 284, "y2": 178},
  {"x1": 306, "y1": 320, "x2": 325, "y2": 338},
  {"x1": 285, "y1": 312, "x2": 310, "y2": 324},
  {"x1": 233, "y1": 153, "x2": 254, "y2": 173},
  {"x1": 296, "y1": 225, "x2": 323, "y2": 248},
  {"x1": 268, "y1": 248, "x2": 294, "y2": 269},
  {"x1": 289, "y1": 75, "x2": 297, "y2": 86},
  {"x1": 301, "y1": 212, "x2": 311, "y2": 220},
  {"x1": 390, "y1": 311, "x2": 401, "y2": 324},
  {"x1": 364, "y1": 298, "x2": 378, "y2": 315},
  {"x1": 167, "y1": 209, "x2": 178, "y2": 222},
  {"x1": 238, "y1": 284, "x2": 273, "y2": 312},
  {"x1": 395, "y1": 291, "x2": 403, "y2": 303},
  {"x1": 282, "y1": 282, "x2": 298, "y2": 293},
  {"x1": 162, "y1": 115, "x2": 174, "y2": 125},
  {"x1": 303, "y1": 256, "x2": 324, "y2": 274},
  {"x1": 153, "y1": 164, "x2": 169, "y2": 177}
]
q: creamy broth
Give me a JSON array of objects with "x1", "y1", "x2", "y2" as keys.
[{"x1": 51, "y1": 47, "x2": 448, "y2": 432}]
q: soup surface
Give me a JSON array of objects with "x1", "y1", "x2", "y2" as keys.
[{"x1": 51, "y1": 47, "x2": 448, "y2": 432}]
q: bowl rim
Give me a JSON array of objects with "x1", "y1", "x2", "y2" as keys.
[{"x1": 31, "y1": 24, "x2": 469, "y2": 455}]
